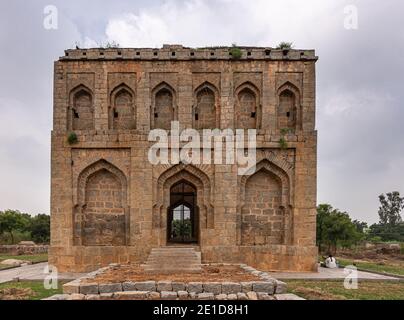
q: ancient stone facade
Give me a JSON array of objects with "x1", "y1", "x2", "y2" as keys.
[{"x1": 49, "y1": 45, "x2": 318, "y2": 272}]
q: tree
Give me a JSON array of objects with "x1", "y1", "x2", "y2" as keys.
[
  {"x1": 28, "y1": 214, "x2": 50, "y2": 244},
  {"x1": 316, "y1": 204, "x2": 363, "y2": 254},
  {"x1": 0, "y1": 210, "x2": 30, "y2": 244},
  {"x1": 352, "y1": 219, "x2": 368, "y2": 234},
  {"x1": 378, "y1": 191, "x2": 404, "y2": 225}
]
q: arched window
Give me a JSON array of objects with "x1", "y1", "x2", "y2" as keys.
[
  {"x1": 277, "y1": 83, "x2": 299, "y2": 131},
  {"x1": 74, "y1": 160, "x2": 128, "y2": 246},
  {"x1": 152, "y1": 84, "x2": 175, "y2": 130},
  {"x1": 236, "y1": 87, "x2": 257, "y2": 129},
  {"x1": 193, "y1": 85, "x2": 217, "y2": 129},
  {"x1": 242, "y1": 169, "x2": 283, "y2": 245},
  {"x1": 70, "y1": 86, "x2": 94, "y2": 130},
  {"x1": 110, "y1": 86, "x2": 135, "y2": 130}
]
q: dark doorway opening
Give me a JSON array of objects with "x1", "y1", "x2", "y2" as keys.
[{"x1": 167, "y1": 181, "x2": 198, "y2": 243}]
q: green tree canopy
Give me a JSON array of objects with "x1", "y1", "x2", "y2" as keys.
[
  {"x1": 316, "y1": 204, "x2": 363, "y2": 254},
  {"x1": 378, "y1": 191, "x2": 403, "y2": 226}
]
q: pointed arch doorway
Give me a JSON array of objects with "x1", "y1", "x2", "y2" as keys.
[{"x1": 167, "y1": 180, "x2": 199, "y2": 243}]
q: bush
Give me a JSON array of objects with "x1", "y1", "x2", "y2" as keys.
[
  {"x1": 279, "y1": 137, "x2": 288, "y2": 149},
  {"x1": 229, "y1": 45, "x2": 242, "y2": 59},
  {"x1": 276, "y1": 42, "x2": 293, "y2": 50},
  {"x1": 67, "y1": 132, "x2": 78, "y2": 145}
]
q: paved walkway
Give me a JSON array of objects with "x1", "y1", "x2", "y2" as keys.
[
  {"x1": 0, "y1": 262, "x2": 85, "y2": 284},
  {"x1": 268, "y1": 266, "x2": 400, "y2": 280}
]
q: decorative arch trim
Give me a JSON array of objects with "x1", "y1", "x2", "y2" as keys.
[{"x1": 76, "y1": 159, "x2": 128, "y2": 207}]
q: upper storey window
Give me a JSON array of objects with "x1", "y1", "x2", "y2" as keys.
[
  {"x1": 277, "y1": 82, "x2": 301, "y2": 131},
  {"x1": 110, "y1": 85, "x2": 136, "y2": 130},
  {"x1": 278, "y1": 89, "x2": 297, "y2": 130},
  {"x1": 235, "y1": 83, "x2": 260, "y2": 129},
  {"x1": 69, "y1": 86, "x2": 94, "y2": 130},
  {"x1": 193, "y1": 83, "x2": 218, "y2": 130},
  {"x1": 152, "y1": 82, "x2": 176, "y2": 130}
]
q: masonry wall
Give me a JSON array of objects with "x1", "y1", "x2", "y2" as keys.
[{"x1": 49, "y1": 45, "x2": 318, "y2": 273}]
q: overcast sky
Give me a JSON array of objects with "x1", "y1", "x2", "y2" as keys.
[{"x1": 0, "y1": 0, "x2": 403, "y2": 224}]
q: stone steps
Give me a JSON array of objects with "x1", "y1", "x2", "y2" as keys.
[{"x1": 143, "y1": 247, "x2": 202, "y2": 274}]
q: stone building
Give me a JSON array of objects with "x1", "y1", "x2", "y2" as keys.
[{"x1": 49, "y1": 45, "x2": 318, "y2": 273}]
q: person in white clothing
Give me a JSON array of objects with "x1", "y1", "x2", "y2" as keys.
[{"x1": 325, "y1": 254, "x2": 337, "y2": 268}]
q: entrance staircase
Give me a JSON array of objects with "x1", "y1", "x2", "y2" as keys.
[{"x1": 142, "y1": 246, "x2": 202, "y2": 274}]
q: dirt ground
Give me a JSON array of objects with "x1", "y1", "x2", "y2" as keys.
[
  {"x1": 337, "y1": 250, "x2": 403, "y2": 267},
  {"x1": 84, "y1": 264, "x2": 261, "y2": 283}
]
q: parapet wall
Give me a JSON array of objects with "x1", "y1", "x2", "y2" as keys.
[{"x1": 61, "y1": 44, "x2": 318, "y2": 61}]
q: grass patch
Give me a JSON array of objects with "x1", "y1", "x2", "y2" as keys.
[
  {"x1": 338, "y1": 258, "x2": 404, "y2": 277},
  {"x1": 0, "y1": 254, "x2": 48, "y2": 264},
  {"x1": 0, "y1": 281, "x2": 63, "y2": 300},
  {"x1": 286, "y1": 280, "x2": 404, "y2": 300}
]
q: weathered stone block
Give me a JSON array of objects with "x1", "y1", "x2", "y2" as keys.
[
  {"x1": 275, "y1": 280, "x2": 287, "y2": 294},
  {"x1": 63, "y1": 281, "x2": 80, "y2": 294},
  {"x1": 252, "y1": 281, "x2": 274, "y2": 294},
  {"x1": 161, "y1": 291, "x2": 178, "y2": 300},
  {"x1": 114, "y1": 291, "x2": 149, "y2": 300},
  {"x1": 203, "y1": 282, "x2": 222, "y2": 295},
  {"x1": 215, "y1": 294, "x2": 228, "y2": 300},
  {"x1": 157, "y1": 281, "x2": 172, "y2": 292},
  {"x1": 246, "y1": 291, "x2": 258, "y2": 300},
  {"x1": 79, "y1": 283, "x2": 99, "y2": 295},
  {"x1": 178, "y1": 291, "x2": 189, "y2": 300},
  {"x1": 172, "y1": 282, "x2": 186, "y2": 292},
  {"x1": 227, "y1": 294, "x2": 238, "y2": 300},
  {"x1": 135, "y1": 281, "x2": 156, "y2": 292},
  {"x1": 187, "y1": 282, "x2": 203, "y2": 293},
  {"x1": 237, "y1": 292, "x2": 248, "y2": 300},
  {"x1": 240, "y1": 282, "x2": 253, "y2": 293},
  {"x1": 122, "y1": 281, "x2": 136, "y2": 291},
  {"x1": 148, "y1": 292, "x2": 161, "y2": 300},
  {"x1": 257, "y1": 292, "x2": 274, "y2": 300},
  {"x1": 221, "y1": 282, "x2": 241, "y2": 294},
  {"x1": 99, "y1": 283, "x2": 122, "y2": 293},
  {"x1": 197, "y1": 293, "x2": 215, "y2": 300}
]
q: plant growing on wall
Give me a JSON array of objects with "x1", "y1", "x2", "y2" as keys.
[
  {"x1": 276, "y1": 42, "x2": 293, "y2": 50},
  {"x1": 67, "y1": 132, "x2": 78, "y2": 145},
  {"x1": 229, "y1": 43, "x2": 242, "y2": 59},
  {"x1": 279, "y1": 128, "x2": 290, "y2": 149}
]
